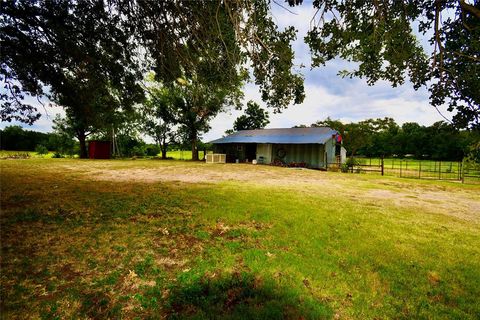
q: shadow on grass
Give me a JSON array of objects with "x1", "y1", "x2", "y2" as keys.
[{"x1": 165, "y1": 271, "x2": 332, "y2": 320}]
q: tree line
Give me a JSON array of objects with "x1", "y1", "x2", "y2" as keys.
[
  {"x1": 1, "y1": 1, "x2": 478, "y2": 159},
  {"x1": 0, "y1": 125, "x2": 74, "y2": 154},
  {"x1": 297, "y1": 118, "x2": 479, "y2": 161},
  {"x1": 0, "y1": 124, "x2": 211, "y2": 158}
]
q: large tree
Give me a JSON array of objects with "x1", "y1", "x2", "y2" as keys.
[
  {"x1": 125, "y1": 1, "x2": 305, "y2": 112},
  {"x1": 303, "y1": 0, "x2": 480, "y2": 129},
  {"x1": 141, "y1": 79, "x2": 179, "y2": 160},
  {"x1": 1, "y1": 1, "x2": 305, "y2": 157},
  {"x1": 127, "y1": 1, "x2": 306, "y2": 160},
  {"x1": 1, "y1": 1, "x2": 144, "y2": 157},
  {"x1": 2, "y1": 0, "x2": 304, "y2": 119},
  {"x1": 175, "y1": 77, "x2": 242, "y2": 161},
  {"x1": 232, "y1": 101, "x2": 270, "y2": 132}
]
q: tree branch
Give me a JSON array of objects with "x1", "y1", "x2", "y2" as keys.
[
  {"x1": 272, "y1": 0, "x2": 298, "y2": 15},
  {"x1": 458, "y1": 0, "x2": 480, "y2": 19},
  {"x1": 433, "y1": 0, "x2": 444, "y2": 71}
]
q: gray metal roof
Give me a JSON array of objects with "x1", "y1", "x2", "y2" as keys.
[{"x1": 209, "y1": 127, "x2": 338, "y2": 145}]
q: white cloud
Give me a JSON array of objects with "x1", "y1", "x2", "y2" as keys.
[
  {"x1": 204, "y1": 81, "x2": 449, "y2": 141},
  {"x1": 0, "y1": 95, "x2": 65, "y2": 133}
]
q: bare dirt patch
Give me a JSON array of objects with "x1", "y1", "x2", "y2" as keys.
[
  {"x1": 366, "y1": 188, "x2": 480, "y2": 222},
  {"x1": 87, "y1": 164, "x2": 338, "y2": 186},
  {"x1": 34, "y1": 160, "x2": 480, "y2": 223}
]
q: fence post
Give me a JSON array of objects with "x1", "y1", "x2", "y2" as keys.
[
  {"x1": 400, "y1": 160, "x2": 402, "y2": 178},
  {"x1": 381, "y1": 156, "x2": 384, "y2": 176},
  {"x1": 461, "y1": 160, "x2": 464, "y2": 183},
  {"x1": 419, "y1": 161, "x2": 421, "y2": 179},
  {"x1": 439, "y1": 161, "x2": 441, "y2": 180},
  {"x1": 457, "y1": 161, "x2": 460, "y2": 181}
]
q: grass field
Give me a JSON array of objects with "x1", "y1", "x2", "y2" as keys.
[
  {"x1": 355, "y1": 157, "x2": 465, "y2": 171},
  {"x1": 1, "y1": 158, "x2": 479, "y2": 319},
  {"x1": 0, "y1": 150, "x2": 203, "y2": 160},
  {"x1": 353, "y1": 157, "x2": 480, "y2": 183},
  {"x1": 166, "y1": 150, "x2": 205, "y2": 160}
]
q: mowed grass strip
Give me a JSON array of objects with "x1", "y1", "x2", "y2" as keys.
[
  {"x1": 166, "y1": 150, "x2": 205, "y2": 160},
  {"x1": 1, "y1": 159, "x2": 479, "y2": 319}
]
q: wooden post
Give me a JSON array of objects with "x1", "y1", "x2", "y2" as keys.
[
  {"x1": 439, "y1": 161, "x2": 441, "y2": 179},
  {"x1": 457, "y1": 161, "x2": 460, "y2": 181},
  {"x1": 381, "y1": 156, "x2": 384, "y2": 176},
  {"x1": 461, "y1": 160, "x2": 464, "y2": 183},
  {"x1": 400, "y1": 160, "x2": 402, "y2": 178},
  {"x1": 419, "y1": 161, "x2": 421, "y2": 179}
]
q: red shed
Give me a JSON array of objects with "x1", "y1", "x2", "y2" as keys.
[{"x1": 89, "y1": 141, "x2": 111, "y2": 159}]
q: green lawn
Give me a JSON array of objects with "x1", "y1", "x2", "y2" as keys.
[
  {"x1": 166, "y1": 150, "x2": 205, "y2": 160},
  {"x1": 353, "y1": 157, "x2": 480, "y2": 182},
  {"x1": 356, "y1": 157, "x2": 464, "y2": 170},
  {"x1": 1, "y1": 158, "x2": 479, "y2": 319}
]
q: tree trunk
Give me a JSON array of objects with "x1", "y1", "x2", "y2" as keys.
[
  {"x1": 191, "y1": 134, "x2": 198, "y2": 161},
  {"x1": 78, "y1": 131, "x2": 88, "y2": 159},
  {"x1": 159, "y1": 135, "x2": 168, "y2": 159}
]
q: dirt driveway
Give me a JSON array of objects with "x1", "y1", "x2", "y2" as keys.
[{"x1": 42, "y1": 160, "x2": 480, "y2": 224}]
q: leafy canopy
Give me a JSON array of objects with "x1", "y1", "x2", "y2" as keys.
[
  {"x1": 0, "y1": 0, "x2": 303, "y2": 124},
  {"x1": 303, "y1": 0, "x2": 480, "y2": 128},
  {"x1": 233, "y1": 101, "x2": 270, "y2": 131}
]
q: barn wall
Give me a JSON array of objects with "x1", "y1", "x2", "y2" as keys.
[
  {"x1": 271, "y1": 144, "x2": 325, "y2": 168},
  {"x1": 340, "y1": 147, "x2": 347, "y2": 163},
  {"x1": 213, "y1": 142, "x2": 338, "y2": 168},
  {"x1": 323, "y1": 137, "x2": 346, "y2": 164},
  {"x1": 324, "y1": 138, "x2": 337, "y2": 164}
]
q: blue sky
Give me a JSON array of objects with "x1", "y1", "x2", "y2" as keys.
[{"x1": 1, "y1": 2, "x2": 450, "y2": 142}]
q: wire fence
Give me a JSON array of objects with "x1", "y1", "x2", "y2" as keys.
[{"x1": 329, "y1": 157, "x2": 480, "y2": 184}]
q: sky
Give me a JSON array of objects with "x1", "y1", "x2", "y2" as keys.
[{"x1": 1, "y1": 2, "x2": 450, "y2": 142}]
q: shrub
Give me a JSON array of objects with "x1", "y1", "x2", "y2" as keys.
[
  {"x1": 341, "y1": 157, "x2": 361, "y2": 173},
  {"x1": 35, "y1": 144, "x2": 48, "y2": 155},
  {"x1": 131, "y1": 146, "x2": 146, "y2": 157},
  {"x1": 52, "y1": 152, "x2": 64, "y2": 158},
  {"x1": 145, "y1": 145, "x2": 160, "y2": 157}
]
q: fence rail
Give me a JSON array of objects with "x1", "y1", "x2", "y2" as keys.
[{"x1": 330, "y1": 157, "x2": 480, "y2": 184}]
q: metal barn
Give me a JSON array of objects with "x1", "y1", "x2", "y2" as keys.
[{"x1": 209, "y1": 127, "x2": 346, "y2": 168}]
